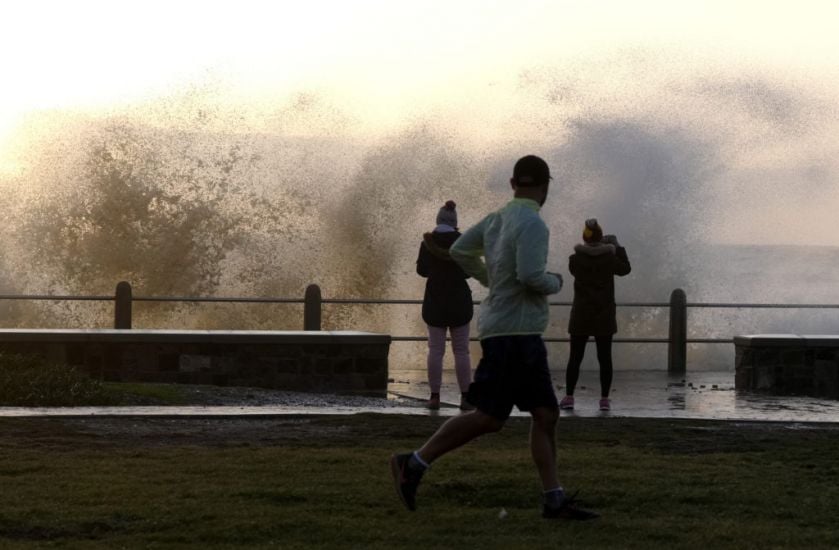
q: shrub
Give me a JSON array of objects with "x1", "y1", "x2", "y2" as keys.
[{"x1": 0, "y1": 353, "x2": 115, "y2": 406}]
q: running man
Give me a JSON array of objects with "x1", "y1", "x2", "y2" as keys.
[{"x1": 390, "y1": 155, "x2": 598, "y2": 520}]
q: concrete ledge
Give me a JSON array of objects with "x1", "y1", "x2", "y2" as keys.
[
  {"x1": 0, "y1": 329, "x2": 390, "y2": 345},
  {"x1": 801, "y1": 335, "x2": 839, "y2": 347},
  {"x1": 735, "y1": 334, "x2": 839, "y2": 347},
  {"x1": 733, "y1": 334, "x2": 805, "y2": 347},
  {"x1": 0, "y1": 329, "x2": 392, "y2": 397},
  {"x1": 735, "y1": 334, "x2": 839, "y2": 399}
]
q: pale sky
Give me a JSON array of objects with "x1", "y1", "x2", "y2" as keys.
[
  {"x1": 2, "y1": 0, "x2": 839, "y2": 246},
  {"x1": 2, "y1": 0, "x2": 839, "y2": 142}
]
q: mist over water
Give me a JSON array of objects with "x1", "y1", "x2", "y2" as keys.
[{"x1": 2, "y1": 50, "x2": 839, "y2": 370}]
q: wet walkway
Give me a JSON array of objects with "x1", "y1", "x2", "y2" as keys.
[
  {"x1": 2, "y1": 370, "x2": 839, "y2": 422},
  {"x1": 390, "y1": 369, "x2": 839, "y2": 422}
]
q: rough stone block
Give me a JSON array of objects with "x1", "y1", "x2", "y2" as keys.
[
  {"x1": 735, "y1": 365, "x2": 752, "y2": 390},
  {"x1": 754, "y1": 365, "x2": 775, "y2": 390},
  {"x1": 274, "y1": 359, "x2": 301, "y2": 374},
  {"x1": 179, "y1": 354, "x2": 212, "y2": 373},
  {"x1": 781, "y1": 350, "x2": 804, "y2": 366},
  {"x1": 0, "y1": 330, "x2": 391, "y2": 396},
  {"x1": 815, "y1": 349, "x2": 836, "y2": 361},
  {"x1": 332, "y1": 358, "x2": 355, "y2": 375},
  {"x1": 757, "y1": 349, "x2": 780, "y2": 365}
]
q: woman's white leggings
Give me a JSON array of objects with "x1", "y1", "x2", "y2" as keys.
[{"x1": 426, "y1": 323, "x2": 472, "y2": 394}]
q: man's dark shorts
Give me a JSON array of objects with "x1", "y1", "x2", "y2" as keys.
[{"x1": 466, "y1": 334, "x2": 558, "y2": 421}]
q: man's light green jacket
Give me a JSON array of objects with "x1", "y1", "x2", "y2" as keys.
[{"x1": 450, "y1": 198, "x2": 562, "y2": 340}]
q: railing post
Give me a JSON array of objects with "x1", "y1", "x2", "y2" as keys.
[
  {"x1": 304, "y1": 284, "x2": 322, "y2": 331},
  {"x1": 114, "y1": 281, "x2": 132, "y2": 329},
  {"x1": 668, "y1": 288, "x2": 687, "y2": 374}
]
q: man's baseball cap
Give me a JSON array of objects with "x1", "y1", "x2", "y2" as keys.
[{"x1": 512, "y1": 155, "x2": 551, "y2": 186}]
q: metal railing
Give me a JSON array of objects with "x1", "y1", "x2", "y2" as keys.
[{"x1": 4, "y1": 282, "x2": 839, "y2": 374}]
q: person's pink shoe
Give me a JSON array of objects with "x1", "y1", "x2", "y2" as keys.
[
  {"x1": 599, "y1": 398, "x2": 611, "y2": 411},
  {"x1": 559, "y1": 395, "x2": 575, "y2": 410}
]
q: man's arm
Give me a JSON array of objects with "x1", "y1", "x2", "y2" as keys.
[
  {"x1": 450, "y1": 218, "x2": 489, "y2": 287},
  {"x1": 516, "y1": 219, "x2": 561, "y2": 295}
]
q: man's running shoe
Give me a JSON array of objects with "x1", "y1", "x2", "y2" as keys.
[
  {"x1": 542, "y1": 491, "x2": 600, "y2": 521},
  {"x1": 599, "y1": 398, "x2": 611, "y2": 411},
  {"x1": 390, "y1": 453, "x2": 425, "y2": 511},
  {"x1": 559, "y1": 395, "x2": 575, "y2": 410}
]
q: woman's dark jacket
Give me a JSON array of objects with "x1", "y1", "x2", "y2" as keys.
[
  {"x1": 568, "y1": 243, "x2": 631, "y2": 335},
  {"x1": 417, "y1": 231, "x2": 473, "y2": 328}
]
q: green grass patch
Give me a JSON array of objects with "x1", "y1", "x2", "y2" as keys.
[
  {"x1": 0, "y1": 353, "x2": 114, "y2": 406},
  {"x1": 102, "y1": 382, "x2": 191, "y2": 405},
  {"x1": 0, "y1": 353, "x2": 196, "y2": 407},
  {"x1": 0, "y1": 415, "x2": 838, "y2": 548}
]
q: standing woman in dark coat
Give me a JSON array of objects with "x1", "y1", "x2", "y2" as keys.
[
  {"x1": 560, "y1": 219, "x2": 631, "y2": 412},
  {"x1": 416, "y1": 201, "x2": 474, "y2": 410}
]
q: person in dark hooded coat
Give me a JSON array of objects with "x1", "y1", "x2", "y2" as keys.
[
  {"x1": 560, "y1": 218, "x2": 631, "y2": 412},
  {"x1": 416, "y1": 200, "x2": 474, "y2": 410}
]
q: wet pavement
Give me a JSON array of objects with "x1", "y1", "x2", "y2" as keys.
[
  {"x1": 391, "y1": 369, "x2": 839, "y2": 422},
  {"x1": 1, "y1": 370, "x2": 838, "y2": 422}
]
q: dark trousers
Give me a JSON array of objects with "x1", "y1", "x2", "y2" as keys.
[{"x1": 565, "y1": 334, "x2": 613, "y2": 398}]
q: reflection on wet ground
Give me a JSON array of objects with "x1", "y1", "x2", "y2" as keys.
[
  {"x1": 390, "y1": 369, "x2": 839, "y2": 422},
  {"x1": 1, "y1": 370, "x2": 838, "y2": 422}
]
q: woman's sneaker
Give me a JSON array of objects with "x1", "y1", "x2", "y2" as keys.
[
  {"x1": 559, "y1": 395, "x2": 575, "y2": 410},
  {"x1": 599, "y1": 398, "x2": 611, "y2": 411}
]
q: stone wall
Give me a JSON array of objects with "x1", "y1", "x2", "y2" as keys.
[
  {"x1": 0, "y1": 329, "x2": 391, "y2": 397},
  {"x1": 734, "y1": 335, "x2": 839, "y2": 399}
]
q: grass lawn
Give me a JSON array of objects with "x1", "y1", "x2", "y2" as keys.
[{"x1": 1, "y1": 414, "x2": 838, "y2": 549}]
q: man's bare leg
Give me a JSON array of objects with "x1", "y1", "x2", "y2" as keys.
[
  {"x1": 530, "y1": 405, "x2": 600, "y2": 519},
  {"x1": 416, "y1": 410, "x2": 504, "y2": 463},
  {"x1": 529, "y1": 406, "x2": 560, "y2": 490}
]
